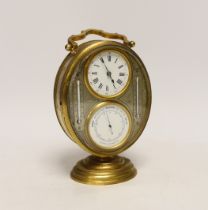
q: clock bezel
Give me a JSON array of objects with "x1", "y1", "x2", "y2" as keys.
[{"x1": 84, "y1": 49, "x2": 132, "y2": 99}]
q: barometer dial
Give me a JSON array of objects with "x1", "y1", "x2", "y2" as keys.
[
  {"x1": 86, "y1": 50, "x2": 131, "y2": 98},
  {"x1": 87, "y1": 102, "x2": 132, "y2": 149}
]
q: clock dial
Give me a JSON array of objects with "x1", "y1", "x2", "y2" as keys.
[
  {"x1": 87, "y1": 102, "x2": 131, "y2": 148},
  {"x1": 86, "y1": 50, "x2": 131, "y2": 98}
]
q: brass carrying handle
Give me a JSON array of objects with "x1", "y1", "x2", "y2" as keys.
[{"x1": 65, "y1": 29, "x2": 135, "y2": 54}]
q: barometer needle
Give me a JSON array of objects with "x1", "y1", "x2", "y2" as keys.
[{"x1": 105, "y1": 111, "x2": 113, "y2": 135}]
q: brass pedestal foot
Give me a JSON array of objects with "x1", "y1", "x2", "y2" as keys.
[{"x1": 71, "y1": 155, "x2": 137, "y2": 185}]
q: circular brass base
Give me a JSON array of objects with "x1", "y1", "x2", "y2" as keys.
[{"x1": 71, "y1": 155, "x2": 137, "y2": 185}]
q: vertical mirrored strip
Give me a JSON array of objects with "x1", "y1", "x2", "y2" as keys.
[
  {"x1": 136, "y1": 76, "x2": 139, "y2": 118},
  {"x1": 77, "y1": 80, "x2": 81, "y2": 124}
]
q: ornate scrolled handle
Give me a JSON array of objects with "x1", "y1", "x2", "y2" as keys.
[{"x1": 65, "y1": 29, "x2": 135, "y2": 54}]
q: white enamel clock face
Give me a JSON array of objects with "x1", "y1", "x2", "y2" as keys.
[
  {"x1": 87, "y1": 103, "x2": 131, "y2": 148},
  {"x1": 87, "y1": 50, "x2": 131, "y2": 98}
]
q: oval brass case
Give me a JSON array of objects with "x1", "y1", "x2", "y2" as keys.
[
  {"x1": 54, "y1": 33, "x2": 151, "y2": 185},
  {"x1": 54, "y1": 40, "x2": 151, "y2": 156}
]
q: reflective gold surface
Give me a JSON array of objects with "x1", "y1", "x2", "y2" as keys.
[
  {"x1": 71, "y1": 155, "x2": 137, "y2": 185},
  {"x1": 54, "y1": 40, "x2": 152, "y2": 157},
  {"x1": 65, "y1": 28, "x2": 135, "y2": 54},
  {"x1": 54, "y1": 29, "x2": 151, "y2": 185}
]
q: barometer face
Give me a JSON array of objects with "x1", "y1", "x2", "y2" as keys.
[
  {"x1": 86, "y1": 102, "x2": 132, "y2": 149},
  {"x1": 85, "y1": 50, "x2": 131, "y2": 98}
]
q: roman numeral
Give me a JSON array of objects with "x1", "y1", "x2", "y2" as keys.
[
  {"x1": 115, "y1": 58, "x2": 118, "y2": 63},
  {"x1": 118, "y1": 65, "x2": 124, "y2": 69},
  {"x1": 98, "y1": 83, "x2": 103, "y2": 89},
  {"x1": 100, "y1": 57, "x2": 104, "y2": 63},
  {"x1": 119, "y1": 72, "x2": 125, "y2": 76},
  {"x1": 92, "y1": 72, "x2": 97, "y2": 75},
  {"x1": 94, "y1": 64, "x2": 100, "y2": 67},
  {"x1": 108, "y1": 54, "x2": 111, "y2": 62},
  {"x1": 93, "y1": 78, "x2": 98, "y2": 84},
  {"x1": 117, "y1": 79, "x2": 123, "y2": 85},
  {"x1": 106, "y1": 85, "x2": 109, "y2": 91}
]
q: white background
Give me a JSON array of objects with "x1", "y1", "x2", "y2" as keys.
[{"x1": 0, "y1": 0, "x2": 208, "y2": 209}]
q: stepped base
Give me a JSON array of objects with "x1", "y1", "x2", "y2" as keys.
[{"x1": 71, "y1": 155, "x2": 137, "y2": 185}]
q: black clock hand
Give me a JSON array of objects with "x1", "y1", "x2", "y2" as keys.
[
  {"x1": 107, "y1": 71, "x2": 116, "y2": 89},
  {"x1": 101, "y1": 57, "x2": 116, "y2": 89}
]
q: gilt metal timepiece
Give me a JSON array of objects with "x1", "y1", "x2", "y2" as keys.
[{"x1": 54, "y1": 29, "x2": 152, "y2": 185}]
